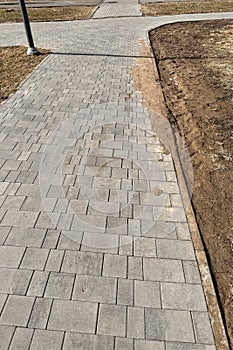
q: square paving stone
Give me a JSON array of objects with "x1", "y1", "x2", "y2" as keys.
[
  {"x1": 97, "y1": 304, "x2": 126, "y2": 337},
  {"x1": 145, "y1": 308, "x2": 195, "y2": 342},
  {"x1": 0, "y1": 246, "x2": 25, "y2": 268},
  {"x1": 61, "y1": 251, "x2": 103, "y2": 276},
  {"x1": 48, "y1": 299, "x2": 98, "y2": 333},
  {"x1": 0, "y1": 295, "x2": 35, "y2": 327},
  {"x1": 143, "y1": 258, "x2": 185, "y2": 283},
  {"x1": 9, "y1": 327, "x2": 33, "y2": 350},
  {"x1": 156, "y1": 239, "x2": 195, "y2": 260},
  {"x1": 161, "y1": 283, "x2": 207, "y2": 311},
  {"x1": 30, "y1": 330, "x2": 64, "y2": 350},
  {"x1": 102, "y1": 254, "x2": 127, "y2": 278},
  {"x1": 0, "y1": 268, "x2": 32, "y2": 295},
  {"x1": 20, "y1": 247, "x2": 49, "y2": 270},
  {"x1": 5, "y1": 228, "x2": 46, "y2": 248},
  {"x1": 135, "y1": 280, "x2": 161, "y2": 308},
  {"x1": 45, "y1": 272, "x2": 75, "y2": 299},
  {"x1": 134, "y1": 237, "x2": 157, "y2": 257},
  {"x1": 192, "y1": 311, "x2": 215, "y2": 344},
  {"x1": 73, "y1": 275, "x2": 116, "y2": 304},
  {"x1": 115, "y1": 338, "x2": 133, "y2": 350},
  {"x1": 63, "y1": 333, "x2": 114, "y2": 350}
]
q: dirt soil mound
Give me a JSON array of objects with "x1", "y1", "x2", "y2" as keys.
[{"x1": 150, "y1": 20, "x2": 233, "y2": 347}]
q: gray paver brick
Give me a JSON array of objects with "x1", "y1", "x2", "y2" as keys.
[
  {"x1": 103, "y1": 254, "x2": 127, "y2": 278},
  {"x1": 134, "y1": 237, "x2": 157, "y2": 257},
  {"x1": 115, "y1": 337, "x2": 133, "y2": 350},
  {"x1": 0, "y1": 326, "x2": 15, "y2": 350},
  {"x1": 57, "y1": 231, "x2": 82, "y2": 250},
  {"x1": 62, "y1": 250, "x2": 103, "y2": 276},
  {"x1": 182, "y1": 260, "x2": 201, "y2": 284},
  {"x1": 161, "y1": 282, "x2": 206, "y2": 311},
  {"x1": 117, "y1": 278, "x2": 133, "y2": 306},
  {"x1": 0, "y1": 268, "x2": 32, "y2": 295},
  {"x1": 5, "y1": 227, "x2": 46, "y2": 248},
  {"x1": 0, "y1": 226, "x2": 11, "y2": 244},
  {"x1": 81, "y1": 232, "x2": 119, "y2": 254},
  {"x1": 156, "y1": 239, "x2": 195, "y2": 260},
  {"x1": 42, "y1": 229, "x2": 60, "y2": 249},
  {"x1": 143, "y1": 258, "x2": 185, "y2": 282},
  {"x1": 127, "y1": 306, "x2": 145, "y2": 339},
  {"x1": 9, "y1": 327, "x2": 34, "y2": 350},
  {"x1": 20, "y1": 247, "x2": 49, "y2": 270},
  {"x1": 166, "y1": 343, "x2": 216, "y2": 350},
  {"x1": 30, "y1": 329, "x2": 64, "y2": 350},
  {"x1": 48, "y1": 299, "x2": 98, "y2": 333},
  {"x1": 63, "y1": 333, "x2": 114, "y2": 350},
  {"x1": 0, "y1": 246, "x2": 25, "y2": 268},
  {"x1": 119, "y1": 235, "x2": 133, "y2": 256},
  {"x1": 192, "y1": 311, "x2": 215, "y2": 344},
  {"x1": 135, "y1": 280, "x2": 161, "y2": 308},
  {"x1": 28, "y1": 297, "x2": 52, "y2": 329},
  {"x1": 0, "y1": 295, "x2": 35, "y2": 327},
  {"x1": 45, "y1": 249, "x2": 64, "y2": 272},
  {"x1": 45, "y1": 272, "x2": 75, "y2": 299},
  {"x1": 73, "y1": 275, "x2": 116, "y2": 304},
  {"x1": 128, "y1": 256, "x2": 143, "y2": 280},
  {"x1": 97, "y1": 304, "x2": 126, "y2": 337},
  {"x1": 0, "y1": 294, "x2": 7, "y2": 314},
  {"x1": 0, "y1": 210, "x2": 39, "y2": 228},
  {"x1": 135, "y1": 340, "x2": 165, "y2": 350},
  {"x1": 145, "y1": 308, "x2": 195, "y2": 342},
  {"x1": 27, "y1": 271, "x2": 49, "y2": 297}
]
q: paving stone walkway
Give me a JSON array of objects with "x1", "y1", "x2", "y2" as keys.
[{"x1": 0, "y1": 2, "x2": 233, "y2": 349}]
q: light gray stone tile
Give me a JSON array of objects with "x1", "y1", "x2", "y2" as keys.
[
  {"x1": 0, "y1": 226, "x2": 11, "y2": 244},
  {"x1": 48, "y1": 299, "x2": 98, "y2": 333},
  {"x1": 127, "y1": 306, "x2": 144, "y2": 339},
  {"x1": 183, "y1": 261, "x2": 201, "y2": 284},
  {"x1": 0, "y1": 295, "x2": 35, "y2": 327},
  {"x1": 117, "y1": 278, "x2": 133, "y2": 306},
  {"x1": 9, "y1": 327, "x2": 34, "y2": 350},
  {"x1": 61, "y1": 251, "x2": 103, "y2": 276},
  {"x1": 192, "y1": 311, "x2": 215, "y2": 344},
  {"x1": 166, "y1": 343, "x2": 216, "y2": 350},
  {"x1": 0, "y1": 268, "x2": 32, "y2": 295},
  {"x1": 30, "y1": 330, "x2": 64, "y2": 350},
  {"x1": 128, "y1": 256, "x2": 143, "y2": 280},
  {"x1": 176, "y1": 222, "x2": 191, "y2": 240},
  {"x1": 103, "y1": 254, "x2": 127, "y2": 278},
  {"x1": 0, "y1": 246, "x2": 25, "y2": 268},
  {"x1": 5, "y1": 228, "x2": 46, "y2": 248},
  {"x1": 145, "y1": 309, "x2": 195, "y2": 342},
  {"x1": 63, "y1": 333, "x2": 114, "y2": 350},
  {"x1": 0, "y1": 294, "x2": 7, "y2": 314},
  {"x1": 97, "y1": 304, "x2": 126, "y2": 337},
  {"x1": 57, "y1": 231, "x2": 82, "y2": 250},
  {"x1": 73, "y1": 275, "x2": 116, "y2": 304},
  {"x1": 0, "y1": 325, "x2": 15, "y2": 350},
  {"x1": 81, "y1": 232, "x2": 119, "y2": 254},
  {"x1": 28, "y1": 298, "x2": 52, "y2": 329},
  {"x1": 42, "y1": 229, "x2": 60, "y2": 249},
  {"x1": 45, "y1": 249, "x2": 64, "y2": 272},
  {"x1": 135, "y1": 280, "x2": 161, "y2": 308},
  {"x1": 161, "y1": 283, "x2": 207, "y2": 311},
  {"x1": 45, "y1": 272, "x2": 75, "y2": 299},
  {"x1": 143, "y1": 258, "x2": 185, "y2": 282},
  {"x1": 27, "y1": 271, "x2": 49, "y2": 297},
  {"x1": 0, "y1": 210, "x2": 39, "y2": 228},
  {"x1": 20, "y1": 247, "x2": 49, "y2": 270},
  {"x1": 156, "y1": 239, "x2": 195, "y2": 260},
  {"x1": 119, "y1": 235, "x2": 133, "y2": 256},
  {"x1": 134, "y1": 237, "x2": 157, "y2": 257},
  {"x1": 135, "y1": 340, "x2": 165, "y2": 350}
]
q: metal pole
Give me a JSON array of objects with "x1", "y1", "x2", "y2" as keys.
[{"x1": 18, "y1": 0, "x2": 39, "y2": 55}]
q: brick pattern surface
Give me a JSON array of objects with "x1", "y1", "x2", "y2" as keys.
[{"x1": 0, "y1": 2, "x2": 225, "y2": 349}]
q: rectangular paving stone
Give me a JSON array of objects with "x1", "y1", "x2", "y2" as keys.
[
  {"x1": 5, "y1": 227, "x2": 46, "y2": 248},
  {"x1": 0, "y1": 246, "x2": 25, "y2": 268},
  {"x1": 117, "y1": 278, "x2": 133, "y2": 306},
  {"x1": 0, "y1": 210, "x2": 39, "y2": 228},
  {"x1": 161, "y1": 282, "x2": 207, "y2": 311},
  {"x1": 127, "y1": 306, "x2": 145, "y2": 339},
  {"x1": 143, "y1": 258, "x2": 185, "y2": 282},
  {"x1": 156, "y1": 239, "x2": 195, "y2": 260},
  {"x1": 115, "y1": 337, "x2": 133, "y2": 350},
  {"x1": 62, "y1": 250, "x2": 103, "y2": 276},
  {"x1": 42, "y1": 229, "x2": 60, "y2": 249},
  {"x1": 192, "y1": 311, "x2": 215, "y2": 344},
  {"x1": 45, "y1": 249, "x2": 64, "y2": 272},
  {"x1": 20, "y1": 247, "x2": 49, "y2": 270},
  {"x1": 166, "y1": 343, "x2": 216, "y2": 350},
  {"x1": 48, "y1": 299, "x2": 98, "y2": 333},
  {"x1": 0, "y1": 295, "x2": 35, "y2": 327},
  {"x1": 1, "y1": 195, "x2": 25, "y2": 210},
  {"x1": 57, "y1": 231, "x2": 82, "y2": 250},
  {"x1": 28, "y1": 297, "x2": 52, "y2": 329},
  {"x1": 102, "y1": 254, "x2": 127, "y2": 278},
  {"x1": 183, "y1": 261, "x2": 201, "y2": 284},
  {"x1": 81, "y1": 232, "x2": 119, "y2": 254},
  {"x1": 27, "y1": 271, "x2": 49, "y2": 297},
  {"x1": 176, "y1": 222, "x2": 191, "y2": 240},
  {"x1": 97, "y1": 304, "x2": 126, "y2": 337},
  {"x1": 0, "y1": 325, "x2": 15, "y2": 350},
  {"x1": 0, "y1": 268, "x2": 32, "y2": 295},
  {"x1": 30, "y1": 329, "x2": 64, "y2": 350},
  {"x1": 73, "y1": 275, "x2": 116, "y2": 304},
  {"x1": 9, "y1": 327, "x2": 34, "y2": 350},
  {"x1": 45, "y1": 272, "x2": 75, "y2": 299},
  {"x1": 128, "y1": 256, "x2": 143, "y2": 280},
  {"x1": 134, "y1": 237, "x2": 157, "y2": 257},
  {"x1": 0, "y1": 226, "x2": 11, "y2": 244},
  {"x1": 119, "y1": 235, "x2": 133, "y2": 256},
  {"x1": 63, "y1": 333, "x2": 114, "y2": 350},
  {"x1": 135, "y1": 280, "x2": 161, "y2": 308},
  {"x1": 145, "y1": 308, "x2": 195, "y2": 342},
  {"x1": 135, "y1": 340, "x2": 165, "y2": 350}
]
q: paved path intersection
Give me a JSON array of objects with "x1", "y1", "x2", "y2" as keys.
[{"x1": 1, "y1": 2, "x2": 233, "y2": 349}]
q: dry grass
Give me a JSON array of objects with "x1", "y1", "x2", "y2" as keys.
[
  {"x1": 142, "y1": 1, "x2": 233, "y2": 16},
  {"x1": 0, "y1": 46, "x2": 50, "y2": 102},
  {"x1": 0, "y1": 5, "x2": 95, "y2": 23}
]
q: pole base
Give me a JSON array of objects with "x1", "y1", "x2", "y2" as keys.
[{"x1": 27, "y1": 47, "x2": 39, "y2": 56}]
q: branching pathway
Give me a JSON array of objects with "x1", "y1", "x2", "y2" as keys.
[{"x1": 0, "y1": 2, "x2": 233, "y2": 349}]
